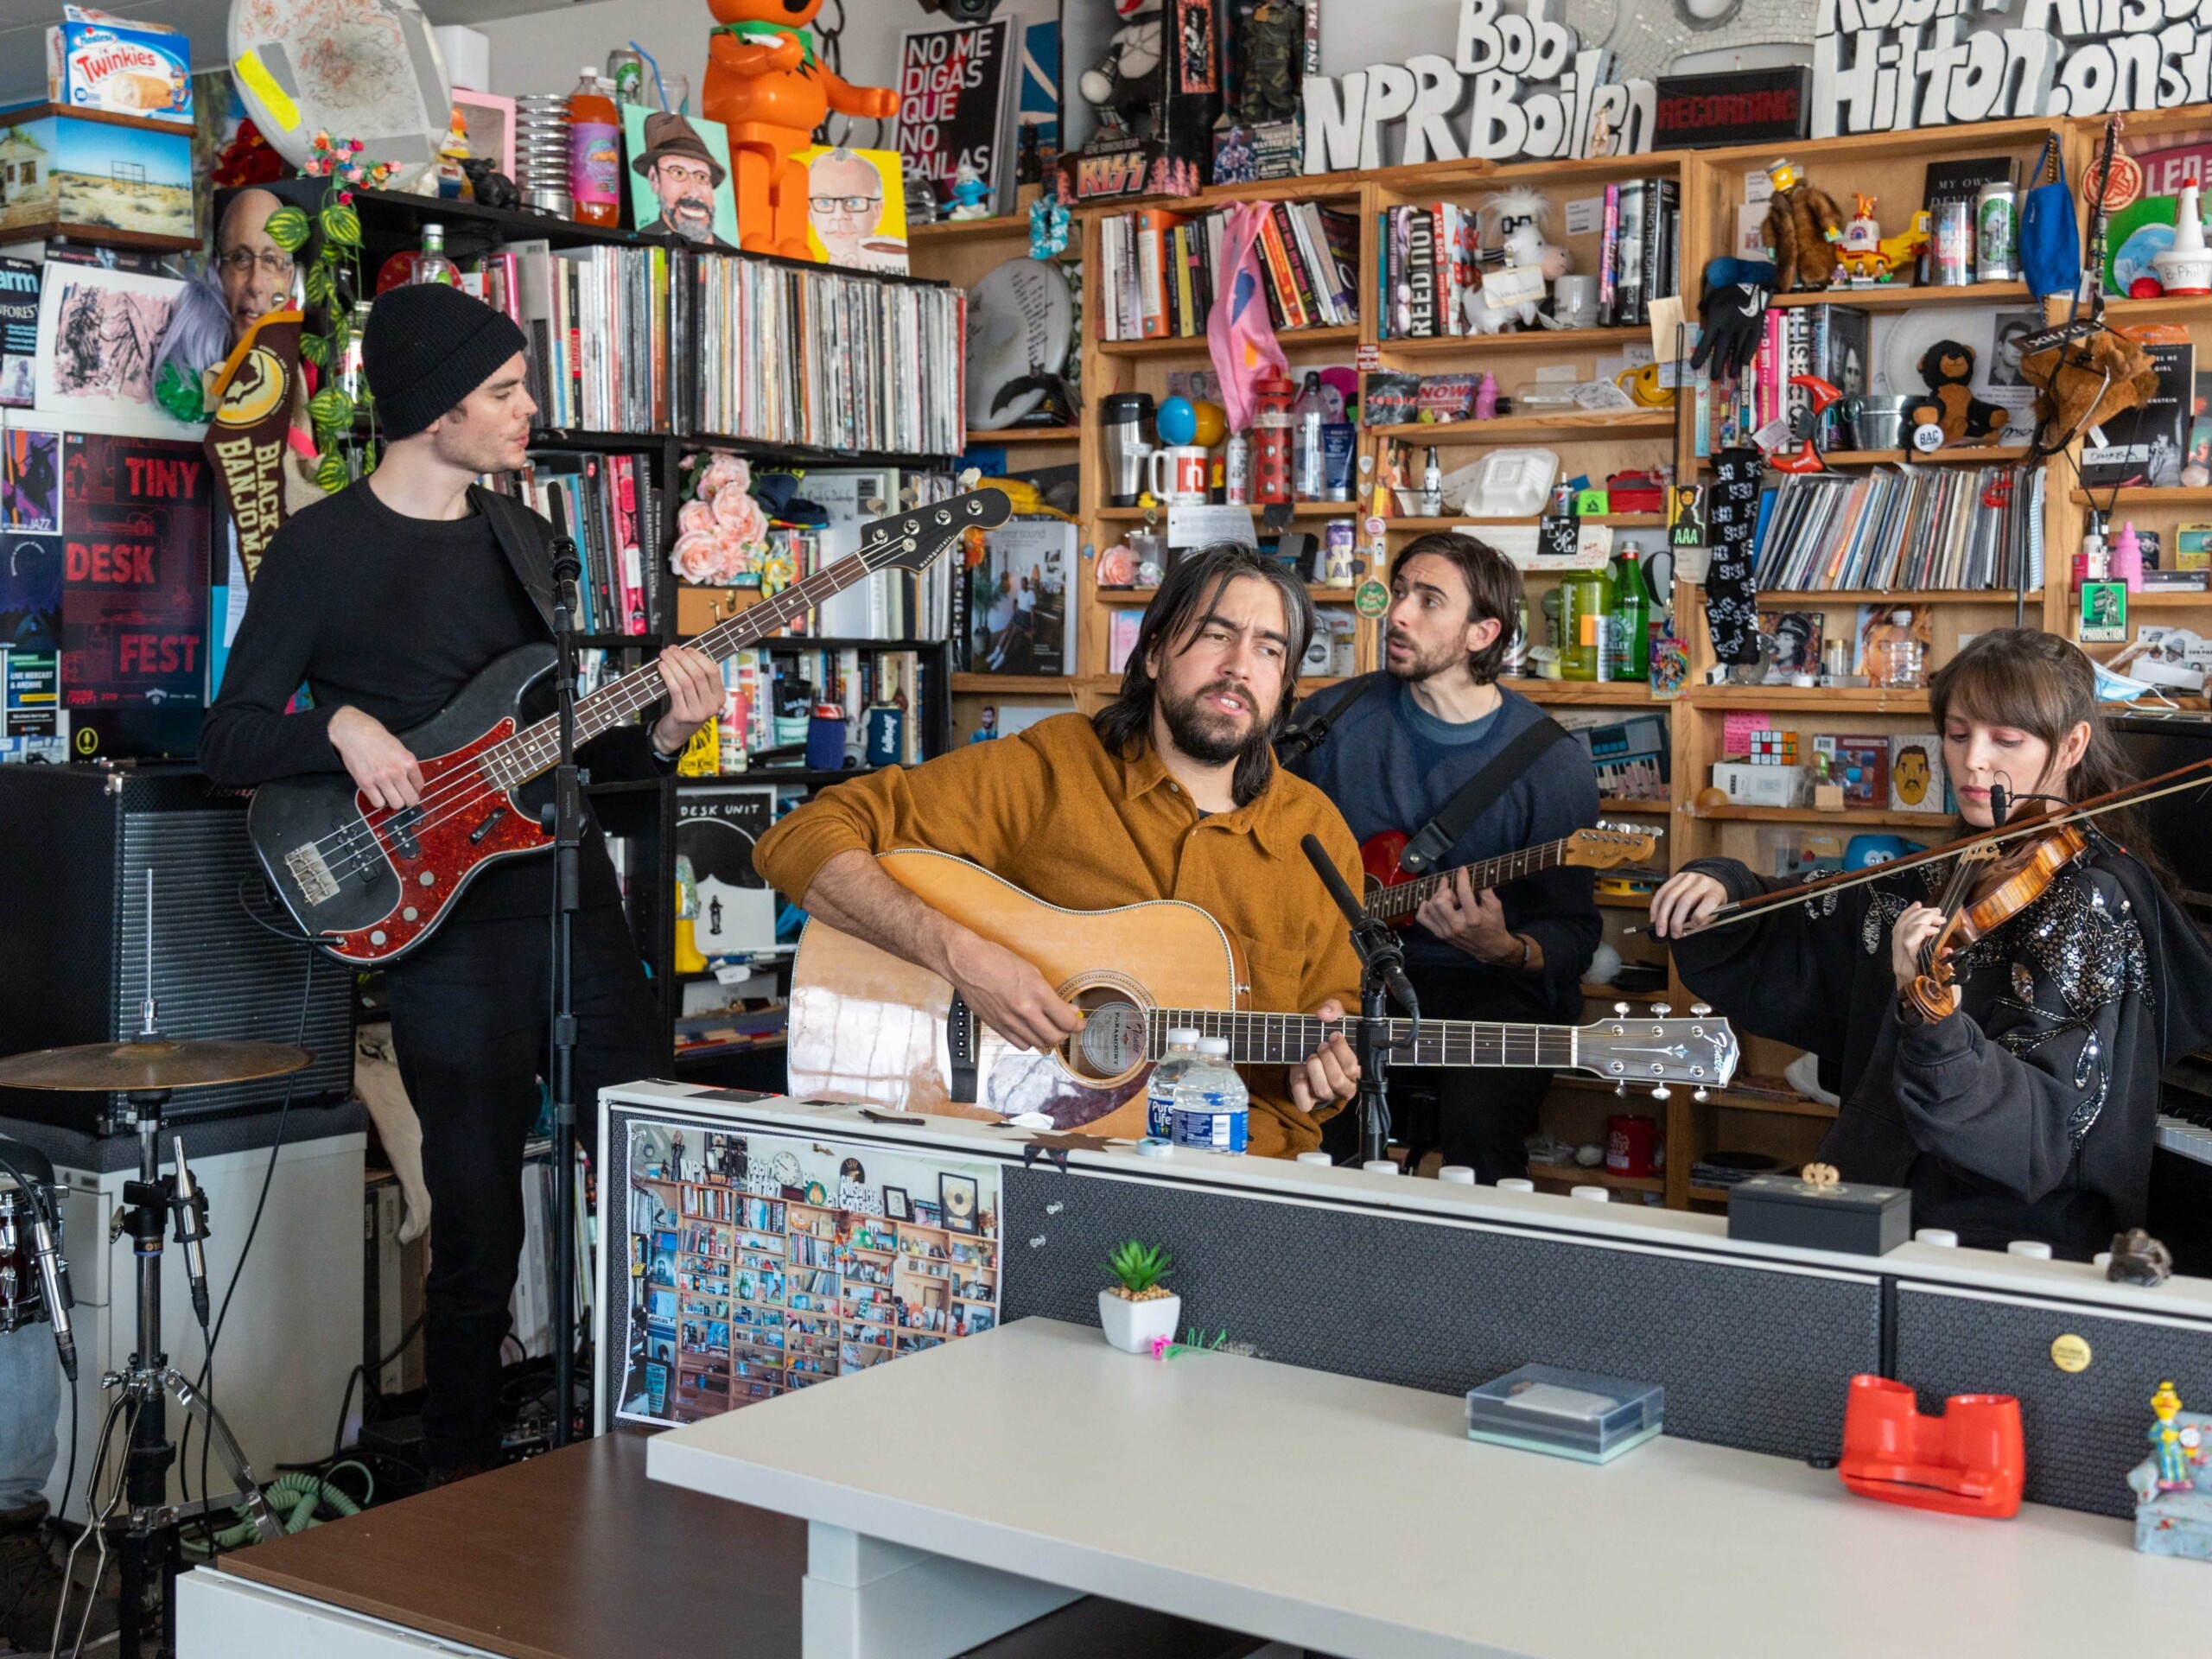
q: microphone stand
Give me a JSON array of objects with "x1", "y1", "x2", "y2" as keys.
[
  {"x1": 546, "y1": 529, "x2": 586, "y2": 1448},
  {"x1": 1301, "y1": 836, "x2": 1421, "y2": 1167}
]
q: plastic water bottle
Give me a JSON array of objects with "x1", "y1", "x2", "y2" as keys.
[
  {"x1": 1146, "y1": 1027, "x2": 1202, "y2": 1141},
  {"x1": 1290, "y1": 372, "x2": 1326, "y2": 501},
  {"x1": 1171, "y1": 1036, "x2": 1249, "y2": 1154}
]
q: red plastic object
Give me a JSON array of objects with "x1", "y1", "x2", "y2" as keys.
[
  {"x1": 1605, "y1": 470, "x2": 1666, "y2": 512},
  {"x1": 1838, "y1": 1375, "x2": 2024, "y2": 1518}
]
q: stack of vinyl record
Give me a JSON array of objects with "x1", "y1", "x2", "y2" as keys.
[{"x1": 514, "y1": 93, "x2": 571, "y2": 218}]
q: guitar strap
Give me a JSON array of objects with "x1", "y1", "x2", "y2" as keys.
[
  {"x1": 1396, "y1": 716, "x2": 1573, "y2": 878},
  {"x1": 1273, "y1": 674, "x2": 1383, "y2": 762}
]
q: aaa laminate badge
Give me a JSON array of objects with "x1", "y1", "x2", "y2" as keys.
[
  {"x1": 2050, "y1": 1333, "x2": 2093, "y2": 1373},
  {"x1": 1354, "y1": 580, "x2": 1389, "y2": 617}
]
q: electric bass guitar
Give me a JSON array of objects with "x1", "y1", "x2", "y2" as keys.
[
  {"x1": 1360, "y1": 823, "x2": 1660, "y2": 926},
  {"x1": 248, "y1": 488, "x2": 1010, "y2": 966},
  {"x1": 787, "y1": 850, "x2": 1738, "y2": 1135}
]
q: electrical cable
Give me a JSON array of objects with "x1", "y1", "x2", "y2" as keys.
[{"x1": 178, "y1": 937, "x2": 318, "y2": 1554}]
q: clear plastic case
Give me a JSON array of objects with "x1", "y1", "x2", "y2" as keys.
[{"x1": 1465, "y1": 1363, "x2": 1665, "y2": 1464}]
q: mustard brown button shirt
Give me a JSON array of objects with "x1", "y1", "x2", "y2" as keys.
[{"x1": 752, "y1": 712, "x2": 1364, "y2": 1156}]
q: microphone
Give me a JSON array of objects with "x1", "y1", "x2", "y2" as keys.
[
  {"x1": 29, "y1": 1196, "x2": 76, "y2": 1382},
  {"x1": 173, "y1": 1135, "x2": 212, "y2": 1329},
  {"x1": 1300, "y1": 835, "x2": 1420, "y2": 1017},
  {"x1": 1990, "y1": 778, "x2": 2011, "y2": 828},
  {"x1": 548, "y1": 493, "x2": 582, "y2": 624}
]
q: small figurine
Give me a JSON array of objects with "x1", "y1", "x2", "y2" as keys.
[
  {"x1": 1473, "y1": 372, "x2": 1499, "y2": 421},
  {"x1": 1079, "y1": 0, "x2": 1165, "y2": 139},
  {"x1": 1907, "y1": 340, "x2": 2009, "y2": 448},
  {"x1": 435, "y1": 107, "x2": 472, "y2": 200},
  {"x1": 948, "y1": 156, "x2": 993, "y2": 220},
  {"x1": 1029, "y1": 193, "x2": 1071, "y2": 258},
  {"x1": 1834, "y1": 193, "x2": 1885, "y2": 283},
  {"x1": 1801, "y1": 1162, "x2": 1840, "y2": 1186},
  {"x1": 2108, "y1": 1227, "x2": 2175, "y2": 1287},
  {"x1": 1761, "y1": 158, "x2": 1845, "y2": 292},
  {"x1": 2151, "y1": 1382, "x2": 2199, "y2": 1491}
]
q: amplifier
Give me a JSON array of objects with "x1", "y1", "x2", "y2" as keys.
[{"x1": 0, "y1": 762, "x2": 354, "y2": 1133}]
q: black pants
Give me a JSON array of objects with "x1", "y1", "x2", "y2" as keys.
[
  {"x1": 383, "y1": 902, "x2": 657, "y2": 1471},
  {"x1": 1377, "y1": 969, "x2": 1557, "y2": 1181}
]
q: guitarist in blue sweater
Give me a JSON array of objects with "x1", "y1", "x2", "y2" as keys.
[{"x1": 1284, "y1": 534, "x2": 1600, "y2": 1179}]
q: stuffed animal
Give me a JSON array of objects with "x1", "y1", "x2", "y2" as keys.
[
  {"x1": 1079, "y1": 0, "x2": 1165, "y2": 137},
  {"x1": 1834, "y1": 194, "x2": 1885, "y2": 283},
  {"x1": 2022, "y1": 327, "x2": 2160, "y2": 450},
  {"x1": 1760, "y1": 158, "x2": 1844, "y2": 292},
  {"x1": 702, "y1": 0, "x2": 897, "y2": 259},
  {"x1": 1463, "y1": 219, "x2": 1550, "y2": 334},
  {"x1": 1906, "y1": 340, "x2": 2009, "y2": 448},
  {"x1": 1480, "y1": 188, "x2": 1572, "y2": 283}
]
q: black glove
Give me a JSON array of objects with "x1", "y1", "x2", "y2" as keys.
[{"x1": 1690, "y1": 282, "x2": 1770, "y2": 383}]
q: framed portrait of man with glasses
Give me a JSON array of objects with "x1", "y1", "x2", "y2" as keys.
[
  {"x1": 624, "y1": 108, "x2": 739, "y2": 251},
  {"x1": 798, "y1": 145, "x2": 908, "y2": 274}
]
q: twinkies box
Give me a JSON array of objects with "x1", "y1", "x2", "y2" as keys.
[{"x1": 48, "y1": 16, "x2": 193, "y2": 127}]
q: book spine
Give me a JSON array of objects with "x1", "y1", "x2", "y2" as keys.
[
  {"x1": 1617, "y1": 180, "x2": 1648, "y2": 328},
  {"x1": 1136, "y1": 213, "x2": 1169, "y2": 339},
  {"x1": 1272, "y1": 203, "x2": 1321, "y2": 327},
  {"x1": 1404, "y1": 207, "x2": 1435, "y2": 339},
  {"x1": 1254, "y1": 208, "x2": 1295, "y2": 331},
  {"x1": 1598, "y1": 184, "x2": 1620, "y2": 324}
]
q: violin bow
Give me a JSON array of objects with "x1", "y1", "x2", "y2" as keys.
[{"x1": 1625, "y1": 753, "x2": 2212, "y2": 939}]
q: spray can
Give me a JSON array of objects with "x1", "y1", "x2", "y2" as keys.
[{"x1": 1224, "y1": 431, "x2": 1251, "y2": 505}]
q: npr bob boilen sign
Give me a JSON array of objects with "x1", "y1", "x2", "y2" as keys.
[
  {"x1": 1302, "y1": 0, "x2": 1654, "y2": 168},
  {"x1": 1815, "y1": 0, "x2": 2212, "y2": 136}
]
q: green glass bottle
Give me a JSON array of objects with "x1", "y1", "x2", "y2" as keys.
[{"x1": 1609, "y1": 541, "x2": 1649, "y2": 682}]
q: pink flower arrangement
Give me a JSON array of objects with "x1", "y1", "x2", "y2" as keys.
[
  {"x1": 672, "y1": 450, "x2": 770, "y2": 587},
  {"x1": 675, "y1": 499, "x2": 715, "y2": 537}
]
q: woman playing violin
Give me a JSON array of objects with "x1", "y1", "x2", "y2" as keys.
[{"x1": 1650, "y1": 630, "x2": 2212, "y2": 1257}]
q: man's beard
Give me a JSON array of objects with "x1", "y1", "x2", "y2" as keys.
[
  {"x1": 666, "y1": 194, "x2": 715, "y2": 237},
  {"x1": 1384, "y1": 628, "x2": 1465, "y2": 683},
  {"x1": 1158, "y1": 677, "x2": 1271, "y2": 768}
]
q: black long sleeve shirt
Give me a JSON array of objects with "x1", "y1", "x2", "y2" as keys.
[
  {"x1": 200, "y1": 481, "x2": 664, "y2": 921},
  {"x1": 1670, "y1": 839, "x2": 2212, "y2": 1257}
]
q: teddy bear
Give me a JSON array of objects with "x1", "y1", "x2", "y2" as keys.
[
  {"x1": 1906, "y1": 340, "x2": 2010, "y2": 448},
  {"x1": 702, "y1": 0, "x2": 897, "y2": 259},
  {"x1": 1760, "y1": 158, "x2": 1844, "y2": 292}
]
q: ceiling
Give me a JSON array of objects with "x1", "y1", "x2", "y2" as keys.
[{"x1": 0, "y1": 0, "x2": 567, "y2": 108}]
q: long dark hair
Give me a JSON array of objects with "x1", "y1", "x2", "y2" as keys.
[
  {"x1": 1929, "y1": 628, "x2": 2164, "y2": 877},
  {"x1": 1091, "y1": 543, "x2": 1315, "y2": 808}
]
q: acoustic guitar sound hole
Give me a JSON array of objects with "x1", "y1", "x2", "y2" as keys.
[{"x1": 1073, "y1": 999, "x2": 1147, "y2": 1079}]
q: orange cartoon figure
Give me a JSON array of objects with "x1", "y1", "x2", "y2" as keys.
[{"x1": 702, "y1": 0, "x2": 897, "y2": 259}]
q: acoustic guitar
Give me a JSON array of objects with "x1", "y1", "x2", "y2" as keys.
[
  {"x1": 248, "y1": 488, "x2": 1008, "y2": 965},
  {"x1": 787, "y1": 850, "x2": 1738, "y2": 1137},
  {"x1": 1360, "y1": 823, "x2": 1660, "y2": 927}
]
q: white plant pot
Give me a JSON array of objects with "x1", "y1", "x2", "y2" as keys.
[{"x1": 1097, "y1": 1288, "x2": 1181, "y2": 1353}]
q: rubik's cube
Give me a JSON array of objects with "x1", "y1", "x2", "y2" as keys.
[{"x1": 1749, "y1": 729, "x2": 1798, "y2": 766}]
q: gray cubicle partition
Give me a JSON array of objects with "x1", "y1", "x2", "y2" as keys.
[{"x1": 597, "y1": 1086, "x2": 2212, "y2": 1520}]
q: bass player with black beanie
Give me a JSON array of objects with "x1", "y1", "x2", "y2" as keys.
[{"x1": 200, "y1": 283, "x2": 721, "y2": 1482}]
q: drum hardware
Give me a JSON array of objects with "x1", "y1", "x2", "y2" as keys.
[{"x1": 0, "y1": 874, "x2": 310, "y2": 1659}]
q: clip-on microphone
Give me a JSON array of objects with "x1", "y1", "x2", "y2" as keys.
[
  {"x1": 1989, "y1": 778, "x2": 2011, "y2": 829},
  {"x1": 1301, "y1": 835, "x2": 1421, "y2": 1168}
]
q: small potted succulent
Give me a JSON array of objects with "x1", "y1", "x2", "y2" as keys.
[{"x1": 1098, "y1": 1240, "x2": 1180, "y2": 1354}]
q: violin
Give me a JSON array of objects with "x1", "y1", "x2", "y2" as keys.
[
  {"x1": 1901, "y1": 798, "x2": 2088, "y2": 1023},
  {"x1": 1628, "y1": 754, "x2": 2212, "y2": 945}
]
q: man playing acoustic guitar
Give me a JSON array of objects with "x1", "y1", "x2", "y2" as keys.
[{"x1": 753, "y1": 543, "x2": 1365, "y2": 1157}]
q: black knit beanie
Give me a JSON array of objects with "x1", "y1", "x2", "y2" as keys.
[{"x1": 365, "y1": 283, "x2": 530, "y2": 441}]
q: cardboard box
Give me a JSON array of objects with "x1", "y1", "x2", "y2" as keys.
[
  {"x1": 1728, "y1": 1173, "x2": 1910, "y2": 1256},
  {"x1": 48, "y1": 17, "x2": 191, "y2": 127},
  {"x1": 1711, "y1": 761, "x2": 1803, "y2": 808}
]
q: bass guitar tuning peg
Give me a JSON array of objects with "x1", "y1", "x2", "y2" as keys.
[
  {"x1": 1613, "y1": 1001, "x2": 1631, "y2": 1016},
  {"x1": 1689, "y1": 1002, "x2": 1712, "y2": 1017},
  {"x1": 1693, "y1": 1088, "x2": 1710, "y2": 1103},
  {"x1": 1651, "y1": 1085, "x2": 1672, "y2": 1101},
  {"x1": 1649, "y1": 1001, "x2": 1672, "y2": 1017}
]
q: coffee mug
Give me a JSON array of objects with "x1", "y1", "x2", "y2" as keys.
[
  {"x1": 1147, "y1": 445, "x2": 1209, "y2": 504},
  {"x1": 1554, "y1": 274, "x2": 1599, "y2": 329}
]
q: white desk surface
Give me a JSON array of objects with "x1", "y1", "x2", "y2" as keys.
[{"x1": 648, "y1": 1318, "x2": 2201, "y2": 1659}]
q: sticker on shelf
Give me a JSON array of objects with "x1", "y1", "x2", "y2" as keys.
[
  {"x1": 1563, "y1": 196, "x2": 1600, "y2": 237},
  {"x1": 1355, "y1": 343, "x2": 1381, "y2": 372}
]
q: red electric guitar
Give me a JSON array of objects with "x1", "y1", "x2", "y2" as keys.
[
  {"x1": 1360, "y1": 823, "x2": 1660, "y2": 927},
  {"x1": 247, "y1": 487, "x2": 1009, "y2": 966}
]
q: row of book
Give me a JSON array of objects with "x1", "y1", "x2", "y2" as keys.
[
  {"x1": 1752, "y1": 464, "x2": 2044, "y2": 592},
  {"x1": 473, "y1": 242, "x2": 964, "y2": 459},
  {"x1": 1096, "y1": 200, "x2": 1359, "y2": 342},
  {"x1": 1376, "y1": 179, "x2": 1680, "y2": 340},
  {"x1": 715, "y1": 645, "x2": 933, "y2": 766},
  {"x1": 674, "y1": 255, "x2": 966, "y2": 458},
  {"x1": 503, "y1": 449, "x2": 664, "y2": 638},
  {"x1": 1709, "y1": 304, "x2": 1870, "y2": 452}
]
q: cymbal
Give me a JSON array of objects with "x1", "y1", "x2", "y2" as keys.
[{"x1": 0, "y1": 1040, "x2": 315, "y2": 1092}]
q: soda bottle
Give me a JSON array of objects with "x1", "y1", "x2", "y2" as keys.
[
  {"x1": 1171, "y1": 1036, "x2": 1249, "y2": 1154},
  {"x1": 1291, "y1": 372, "x2": 1326, "y2": 501},
  {"x1": 568, "y1": 68, "x2": 622, "y2": 228},
  {"x1": 1609, "y1": 540, "x2": 1649, "y2": 681},
  {"x1": 1146, "y1": 1028, "x2": 1202, "y2": 1141},
  {"x1": 409, "y1": 223, "x2": 459, "y2": 287}
]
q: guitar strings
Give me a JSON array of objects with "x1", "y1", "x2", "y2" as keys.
[{"x1": 300, "y1": 525, "x2": 921, "y2": 897}]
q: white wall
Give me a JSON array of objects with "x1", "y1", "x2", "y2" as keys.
[{"x1": 471, "y1": 0, "x2": 1466, "y2": 130}]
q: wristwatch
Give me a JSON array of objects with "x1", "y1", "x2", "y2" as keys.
[{"x1": 1505, "y1": 933, "x2": 1533, "y2": 974}]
